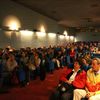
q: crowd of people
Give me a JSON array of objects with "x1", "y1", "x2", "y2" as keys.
[
  {"x1": 0, "y1": 41, "x2": 100, "y2": 100},
  {"x1": 50, "y1": 41, "x2": 100, "y2": 100}
]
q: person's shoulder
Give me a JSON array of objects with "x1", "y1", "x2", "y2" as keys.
[
  {"x1": 87, "y1": 68, "x2": 92, "y2": 72},
  {"x1": 81, "y1": 70, "x2": 86, "y2": 73},
  {"x1": 78, "y1": 69, "x2": 86, "y2": 75},
  {"x1": 87, "y1": 68, "x2": 93, "y2": 74},
  {"x1": 66, "y1": 68, "x2": 73, "y2": 72}
]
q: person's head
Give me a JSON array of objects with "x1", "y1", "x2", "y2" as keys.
[
  {"x1": 74, "y1": 60, "x2": 81, "y2": 71},
  {"x1": 82, "y1": 58, "x2": 87, "y2": 65},
  {"x1": 91, "y1": 58, "x2": 100, "y2": 72},
  {"x1": 9, "y1": 54, "x2": 15, "y2": 61},
  {"x1": 21, "y1": 52, "x2": 27, "y2": 57}
]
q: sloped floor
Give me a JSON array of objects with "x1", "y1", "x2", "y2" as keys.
[{"x1": 0, "y1": 68, "x2": 67, "y2": 100}]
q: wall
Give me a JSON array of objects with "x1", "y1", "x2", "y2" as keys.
[
  {"x1": 76, "y1": 32, "x2": 100, "y2": 42},
  {"x1": 0, "y1": 0, "x2": 66, "y2": 49}
]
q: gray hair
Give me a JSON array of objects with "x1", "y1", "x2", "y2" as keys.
[{"x1": 92, "y1": 58, "x2": 100, "y2": 65}]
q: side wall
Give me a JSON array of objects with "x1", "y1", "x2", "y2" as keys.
[
  {"x1": 76, "y1": 32, "x2": 100, "y2": 41},
  {"x1": 0, "y1": 0, "x2": 66, "y2": 49}
]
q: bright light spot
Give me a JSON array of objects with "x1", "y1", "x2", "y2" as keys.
[
  {"x1": 20, "y1": 30, "x2": 33, "y2": 37},
  {"x1": 48, "y1": 33, "x2": 56, "y2": 38},
  {"x1": 59, "y1": 35, "x2": 65, "y2": 39},
  {"x1": 36, "y1": 32, "x2": 46, "y2": 37},
  {"x1": 63, "y1": 30, "x2": 68, "y2": 36},
  {"x1": 70, "y1": 36, "x2": 74, "y2": 40},
  {"x1": 65, "y1": 36, "x2": 69, "y2": 40},
  {"x1": 40, "y1": 25, "x2": 46, "y2": 33},
  {"x1": 74, "y1": 38, "x2": 77, "y2": 42},
  {"x1": 9, "y1": 21, "x2": 18, "y2": 30},
  {"x1": 3, "y1": 15, "x2": 21, "y2": 30},
  {"x1": 3, "y1": 15, "x2": 21, "y2": 37}
]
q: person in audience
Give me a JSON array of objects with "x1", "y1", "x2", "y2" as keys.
[
  {"x1": 39, "y1": 52, "x2": 46, "y2": 80},
  {"x1": 51, "y1": 60, "x2": 86, "y2": 100},
  {"x1": 20, "y1": 51, "x2": 29, "y2": 85},
  {"x1": 69, "y1": 47, "x2": 76, "y2": 64},
  {"x1": 73, "y1": 57, "x2": 100, "y2": 100},
  {"x1": 81, "y1": 58, "x2": 91, "y2": 72},
  {"x1": 0, "y1": 53, "x2": 8, "y2": 87},
  {"x1": 34, "y1": 53, "x2": 41, "y2": 76},
  {"x1": 84, "y1": 53, "x2": 91, "y2": 64},
  {"x1": 46, "y1": 50, "x2": 54, "y2": 73},
  {"x1": 6, "y1": 53, "x2": 18, "y2": 85},
  {"x1": 27, "y1": 58, "x2": 36, "y2": 80}
]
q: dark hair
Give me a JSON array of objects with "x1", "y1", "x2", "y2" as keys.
[{"x1": 74, "y1": 59, "x2": 81, "y2": 65}]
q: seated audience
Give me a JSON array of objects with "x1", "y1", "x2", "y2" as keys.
[{"x1": 73, "y1": 58, "x2": 100, "y2": 100}]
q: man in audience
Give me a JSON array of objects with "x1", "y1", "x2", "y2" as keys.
[{"x1": 73, "y1": 58, "x2": 100, "y2": 100}]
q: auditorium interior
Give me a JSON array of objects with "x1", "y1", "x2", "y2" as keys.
[{"x1": 0, "y1": 0, "x2": 100, "y2": 100}]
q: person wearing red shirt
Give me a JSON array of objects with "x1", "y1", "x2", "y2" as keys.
[{"x1": 51, "y1": 60, "x2": 86, "y2": 100}]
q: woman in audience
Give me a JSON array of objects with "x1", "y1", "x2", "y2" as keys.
[
  {"x1": 69, "y1": 47, "x2": 76, "y2": 64},
  {"x1": 51, "y1": 60, "x2": 86, "y2": 100},
  {"x1": 6, "y1": 53, "x2": 18, "y2": 72},
  {"x1": 81, "y1": 58, "x2": 91, "y2": 72},
  {"x1": 6, "y1": 53, "x2": 18, "y2": 85}
]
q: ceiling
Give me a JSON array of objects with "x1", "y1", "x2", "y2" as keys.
[{"x1": 12, "y1": 0, "x2": 100, "y2": 32}]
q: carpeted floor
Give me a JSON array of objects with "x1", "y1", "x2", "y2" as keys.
[{"x1": 0, "y1": 67, "x2": 67, "y2": 100}]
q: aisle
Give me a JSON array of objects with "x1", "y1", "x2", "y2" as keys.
[{"x1": 0, "y1": 67, "x2": 67, "y2": 100}]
